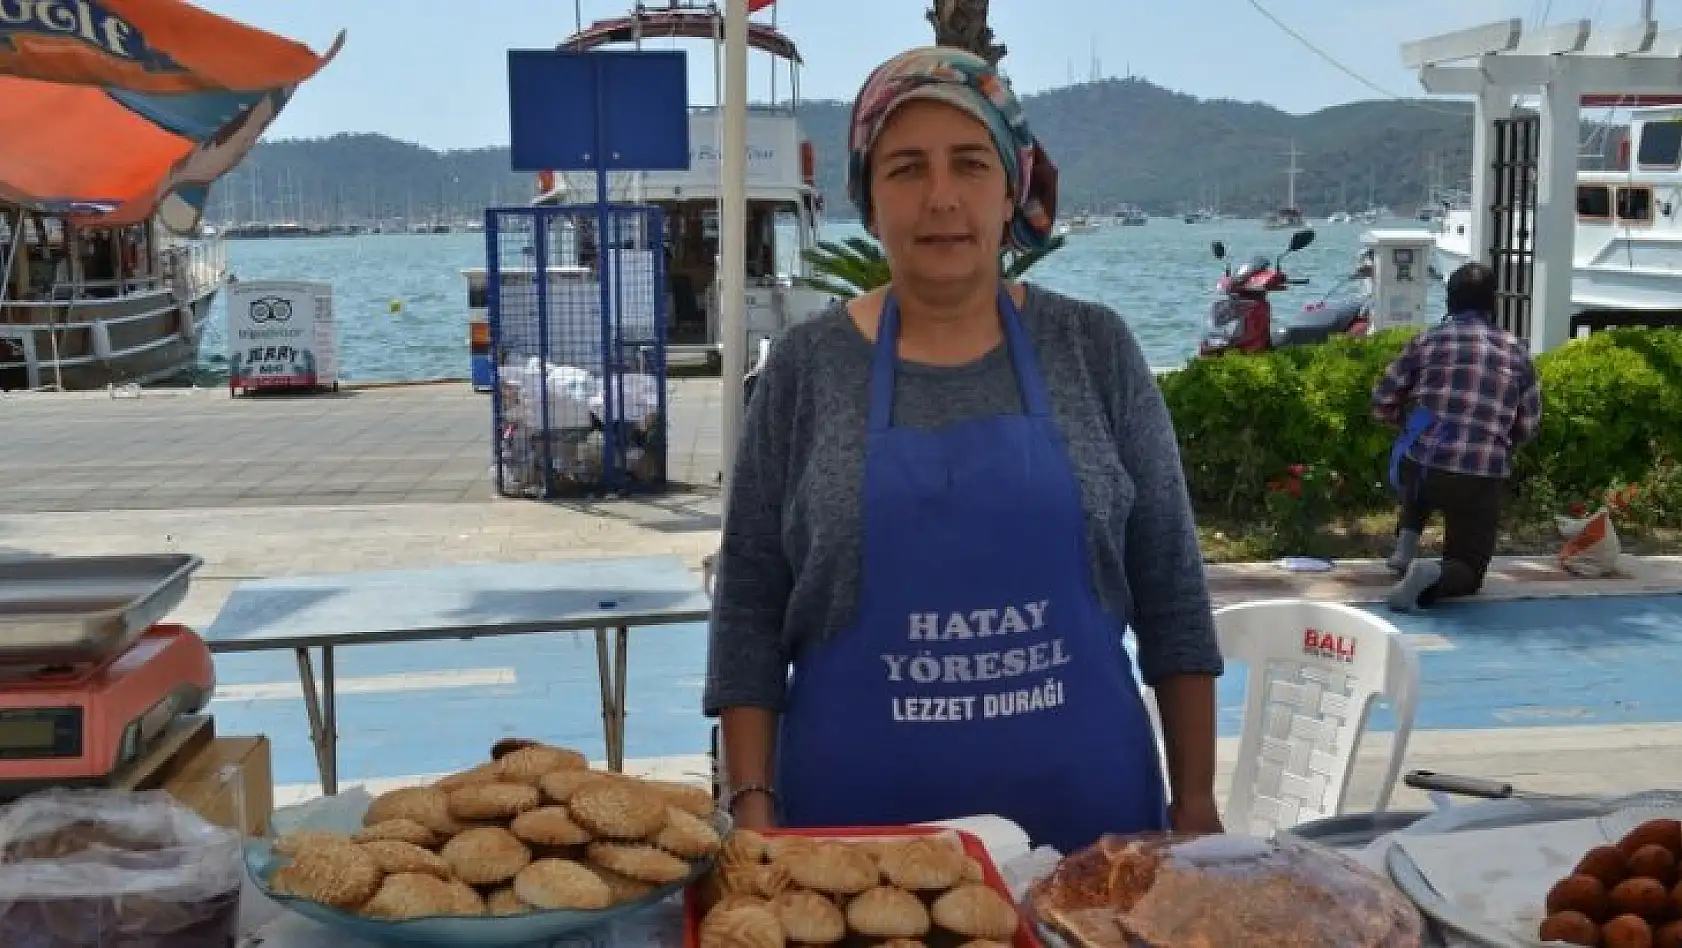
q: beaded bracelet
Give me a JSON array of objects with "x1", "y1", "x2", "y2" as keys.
[{"x1": 724, "y1": 783, "x2": 777, "y2": 814}]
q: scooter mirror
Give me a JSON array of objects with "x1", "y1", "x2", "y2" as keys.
[
  {"x1": 1210, "y1": 240, "x2": 1226, "y2": 260},
  {"x1": 1287, "y1": 229, "x2": 1316, "y2": 252}
]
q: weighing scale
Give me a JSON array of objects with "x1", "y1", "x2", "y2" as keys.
[{"x1": 0, "y1": 554, "x2": 215, "y2": 799}]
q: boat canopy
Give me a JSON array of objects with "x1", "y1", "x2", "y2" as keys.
[
  {"x1": 0, "y1": 0, "x2": 341, "y2": 235},
  {"x1": 561, "y1": 8, "x2": 802, "y2": 64}
]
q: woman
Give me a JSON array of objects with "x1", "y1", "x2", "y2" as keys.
[{"x1": 704, "y1": 47, "x2": 1224, "y2": 853}]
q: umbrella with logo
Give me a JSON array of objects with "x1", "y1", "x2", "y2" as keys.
[{"x1": 0, "y1": 0, "x2": 343, "y2": 235}]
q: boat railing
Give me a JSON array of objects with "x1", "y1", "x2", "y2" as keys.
[
  {"x1": 161, "y1": 232, "x2": 228, "y2": 302},
  {"x1": 687, "y1": 103, "x2": 797, "y2": 117}
]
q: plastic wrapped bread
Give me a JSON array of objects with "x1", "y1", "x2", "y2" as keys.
[{"x1": 1026, "y1": 832, "x2": 1423, "y2": 948}]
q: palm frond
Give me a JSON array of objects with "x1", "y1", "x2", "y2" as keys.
[
  {"x1": 1003, "y1": 234, "x2": 1068, "y2": 280},
  {"x1": 798, "y1": 230, "x2": 1065, "y2": 299}
]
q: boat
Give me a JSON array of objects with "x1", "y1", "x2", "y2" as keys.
[
  {"x1": 1058, "y1": 214, "x2": 1103, "y2": 236},
  {"x1": 1431, "y1": 104, "x2": 1682, "y2": 318},
  {"x1": 1, "y1": 211, "x2": 227, "y2": 392},
  {"x1": 1262, "y1": 143, "x2": 1307, "y2": 230},
  {"x1": 1115, "y1": 206, "x2": 1149, "y2": 226},
  {"x1": 462, "y1": 1, "x2": 829, "y2": 375}
]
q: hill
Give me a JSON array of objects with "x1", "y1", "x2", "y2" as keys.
[{"x1": 208, "y1": 76, "x2": 1485, "y2": 224}]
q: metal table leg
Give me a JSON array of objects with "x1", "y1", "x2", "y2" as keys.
[
  {"x1": 613, "y1": 625, "x2": 627, "y2": 770},
  {"x1": 593, "y1": 626, "x2": 631, "y2": 772},
  {"x1": 294, "y1": 646, "x2": 341, "y2": 795}
]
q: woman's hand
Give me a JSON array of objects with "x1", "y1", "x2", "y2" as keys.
[
  {"x1": 1168, "y1": 795, "x2": 1224, "y2": 834},
  {"x1": 719, "y1": 710, "x2": 780, "y2": 830},
  {"x1": 729, "y1": 790, "x2": 778, "y2": 831}
]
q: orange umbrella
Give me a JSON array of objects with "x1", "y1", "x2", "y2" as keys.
[{"x1": 0, "y1": 0, "x2": 343, "y2": 233}]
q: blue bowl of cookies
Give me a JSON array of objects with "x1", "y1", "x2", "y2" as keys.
[{"x1": 244, "y1": 743, "x2": 728, "y2": 947}]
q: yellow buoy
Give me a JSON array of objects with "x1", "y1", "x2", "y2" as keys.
[{"x1": 388, "y1": 299, "x2": 402, "y2": 314}]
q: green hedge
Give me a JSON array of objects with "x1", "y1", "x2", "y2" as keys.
[{"x1": 1158, "y1": 326, "x2": 1682, "y2": 519}]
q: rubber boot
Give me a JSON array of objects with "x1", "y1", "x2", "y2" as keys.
[
  {"x1": 1386, "y1": 528, "x2": 1420, "y2": 574},
  {"x1": 1387, "y1": 559, "x2": 1443, "y2": 613}
]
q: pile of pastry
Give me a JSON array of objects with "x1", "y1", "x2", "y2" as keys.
[
  {"x1": 265, "y1": 742, "x2": 720, "y2": 920},
  {"x1": 1541, "y1": 817, "x2": 1682, "y2": 948},
  {"x1": 699, "y1": 831, "x2": 1020, "y2": 948}
]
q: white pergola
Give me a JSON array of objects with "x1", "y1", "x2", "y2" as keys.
[{"x1": 1402, "y1": 15, "x2": 1682, "y2": 352}]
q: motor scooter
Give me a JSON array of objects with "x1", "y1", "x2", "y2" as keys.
[
  {"x1": 1197, "y1": 229, "x2": 1371, "y2": 356},
  {"x1": 1270, "y1": 248, "x2": 1374, "y2": 348}
]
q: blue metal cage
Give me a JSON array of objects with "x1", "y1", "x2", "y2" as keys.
[{"x1": 485, "y1": 204, "x2": 669, "y2": 497}]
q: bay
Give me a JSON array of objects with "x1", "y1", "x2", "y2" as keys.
[{"x1": 203, "y1": 217, "x2": 1447, "y2": 383}]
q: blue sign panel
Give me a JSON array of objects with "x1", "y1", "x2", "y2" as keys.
[{"x1": 506, "y1": 50, "x2": 689, "y2": 173}]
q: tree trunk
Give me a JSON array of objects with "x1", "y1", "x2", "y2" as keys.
[{"x1": 926, "y1": 0, "x2": 1005, "y2": 67}]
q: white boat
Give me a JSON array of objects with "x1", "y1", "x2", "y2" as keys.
[
  {"x1": 1432, "y1": 105, "x2": 1682, "y2": 315},
  {"x1": 462, "y1": 2, "x2": 830, "y2": 374},
  {"x1": 1115, "y1": 206, "x2": 1149, "y2": 226},
  {"x1": 1058, "y1": 214, "x2": 1103, "y2": 236},
  {"x1": 1, "y1": 211, "x2": 226, "y2": 391}
]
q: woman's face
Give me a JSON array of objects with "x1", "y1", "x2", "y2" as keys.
[{"x1": 867, "y1": 99, "x2": 1013, "y2": 291}]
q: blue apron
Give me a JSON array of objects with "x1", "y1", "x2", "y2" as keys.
[
  {"x1": 776, "y1": 288, "x2": 1168, "y2": 854},
  {"x1": 1389, "y1": 405, "x2": 1437, "y2": 497}
]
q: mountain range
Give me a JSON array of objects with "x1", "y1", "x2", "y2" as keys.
[{"x1": 209, "y1": 75, "x2": 1490, "y2": 224}]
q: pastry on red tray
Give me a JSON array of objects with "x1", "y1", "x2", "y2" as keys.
[{"x1": 691, "y1": 829, "x2": 1021, "y2": 948}]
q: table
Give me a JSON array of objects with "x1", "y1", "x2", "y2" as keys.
[{"x1": 201, "y1": 556, "x2": 713, "y2": 795}]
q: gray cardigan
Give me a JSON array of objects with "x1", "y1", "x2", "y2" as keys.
[{"x1": 702, "y1": 284, "x2": 1222, "y2": 715}]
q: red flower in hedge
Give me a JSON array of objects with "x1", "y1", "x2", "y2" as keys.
[
  {"x1": 1288, "y1": 464, "x2": 1306, "y2": 476},
  {"x1": 1569, "y1": 501, "x2": 1588, "y2": 517}
]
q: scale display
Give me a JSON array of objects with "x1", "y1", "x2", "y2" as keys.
[{"x1": 0, "y1": 708, "x2": 81, "y2": 759}]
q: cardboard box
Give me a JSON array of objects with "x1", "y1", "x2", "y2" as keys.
[{"x1": 161, "y1": 736, "x2": 273, "y2": 837}]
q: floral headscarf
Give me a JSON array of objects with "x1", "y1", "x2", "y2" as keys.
[{"x1": 846, "y1": 46, "x2": 1059, "y2": 253}]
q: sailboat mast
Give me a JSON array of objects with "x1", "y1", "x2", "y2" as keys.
[{"x1": 1284, "y1": 141, "x2": 1302, "y2": 209}]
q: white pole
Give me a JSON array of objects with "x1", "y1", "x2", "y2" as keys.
[
  {"x1": 1466, "y1": 85, "x2": 1508, "y2": 267},
  {"x1": 1532, "y1": 72, "x2": 1580, "y2": 354},
  {"x1": 718, "y1": 0, "x2": 749, "y2": 503}
]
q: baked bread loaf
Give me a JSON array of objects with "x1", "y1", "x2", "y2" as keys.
[{"x1": 1028, "y1": 833, "x2": 1423, "y2": 948}]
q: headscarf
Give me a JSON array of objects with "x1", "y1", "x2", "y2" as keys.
[{"x1": 846, "y1": 46, "x2": 1059, "y2": 253}]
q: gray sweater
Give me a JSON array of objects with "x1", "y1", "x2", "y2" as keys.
[{"x1": 703, "y1": 284, "x2": 1222, "y2": 715}]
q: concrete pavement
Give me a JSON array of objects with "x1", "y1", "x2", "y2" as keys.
[{"x1": 0, "y1": 379, "x2": 724, "y2": 511}]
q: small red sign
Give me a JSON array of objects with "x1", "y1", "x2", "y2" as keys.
[{"x1": 1302, "y1": 627, "x2": 1357, "y2": 663}]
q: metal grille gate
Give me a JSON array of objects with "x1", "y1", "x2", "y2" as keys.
[
  {"x1": 1488, "y1": 115, "x2": 1539, "y2": 340},
  {"x1": 485, "y1": 204, "x2": 669, "y2": 498}
]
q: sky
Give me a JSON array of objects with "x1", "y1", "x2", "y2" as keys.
[{"x1": 198, "y1": 0, "x2": 1673, "y2": 151}]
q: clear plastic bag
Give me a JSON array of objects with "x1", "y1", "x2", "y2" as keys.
[
  {"x1": 1025, "y1": 832, "x2": 1425, "y2": 948},
  {"x1": 0, "y1": 788, "x2": 244, "y2": 947}
]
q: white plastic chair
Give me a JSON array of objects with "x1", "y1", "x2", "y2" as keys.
[{"x1": 1213, "y1": 599, "x2": 1421, "y2": 837}]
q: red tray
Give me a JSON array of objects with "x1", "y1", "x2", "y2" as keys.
[{"x1": 684, "y1": 825, "x2": 1039, "y2": 948}]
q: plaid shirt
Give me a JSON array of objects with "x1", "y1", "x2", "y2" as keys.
[{"x1": 1371, "y1": 313, "x2": 1542, "y2": 478}]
